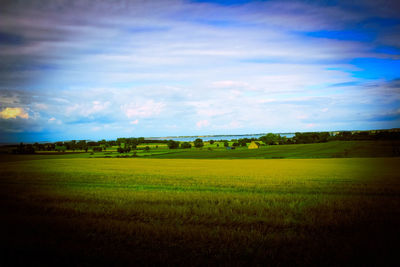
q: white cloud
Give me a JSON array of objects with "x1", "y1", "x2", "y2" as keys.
[
  {"x1": 48, "y1": 117, "x2": 61, "y2": 125},
  {"x1": 217, "y1": 120, "x2": 243, "y2": 130},
  {"x1": 1, "y1": 0, "x2": 399, "y2": 141},
  {"x1": 212, "y1": 80, "x2": 250, "y2": 88},
  {"x1": 196, "y1": 120, "x2": 210, "y2": 128},
  {"x1": 122, "y1": 100, "x2": 165, "y2": 118},
  {"x1": 34, "y1": 103, "x2": 48, "y2": 110},
  {"x1": 305, "y1": 123, "x2": 317, "y2": 128},
  {"x1": 85, "y1": 101, "x2": 110, "y2": 116}
]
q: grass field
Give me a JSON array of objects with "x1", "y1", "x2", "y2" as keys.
[
  {"x1": 1, "y1": 156, "x2": 399, "y2": 265},
  {"x1": 145, "y1": 140, "x2": 400, "y2": 159},
  {"x1": 20, "y1": 140, "x2": 400, "y2": 159}
]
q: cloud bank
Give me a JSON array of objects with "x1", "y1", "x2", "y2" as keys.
[{"x1": 1, "y1": 0, "x2": 399, "y2": 142}]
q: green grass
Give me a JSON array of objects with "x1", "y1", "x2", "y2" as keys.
[
  {"x1": 1, "y1": 157, "x2": 399, "y2": 265},
  {"x1": 5, "y1": 140, "x2": 397, "y2": 160},
  {"x1": 146, "y1": 140, "x2": 400, "y2": 159}
]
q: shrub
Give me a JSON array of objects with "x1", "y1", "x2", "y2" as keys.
[
  {"x1": 181, "y1": 142, "x2": 192, "y2": 149},
  {"x1": 194, "y1": 138, "x2": 204, "y2": 148},
  {"x1": 93, "y1": 147, "x2": 103, "y2": 152},
  {"x1": 167, "y1": 140, "x2": 180, "y2": 149}
]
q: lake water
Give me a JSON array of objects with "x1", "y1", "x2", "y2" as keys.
[{"x1": 147, "y1": 133, "x2": 295, "y2": 142}]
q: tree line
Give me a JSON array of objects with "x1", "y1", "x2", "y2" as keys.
[
  {"x1": 7, "y1": 129, "x2": 400, "y2": 154},
  {"x1": 257, "y1": 130, "x2": 400, "y2": 145}
]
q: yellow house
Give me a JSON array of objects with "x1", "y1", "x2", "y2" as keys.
[{"x1": 248, "y1": 141, "x2": 260, "y2": 149}]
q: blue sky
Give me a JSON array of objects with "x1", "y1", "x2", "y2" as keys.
[{"x1": 0, "y1": 0, "x2": 399, "y2": 142}]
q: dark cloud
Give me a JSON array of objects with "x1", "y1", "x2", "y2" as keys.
[
  {"x1": 0, "y1": 31, "x2": 26, "y2": 45},
  {"x1": 386, "y1": 78, "x2": 400, "y2": 88},
  {"x1": 367, "y1": 110, "x2": 400, "y2": 122}
]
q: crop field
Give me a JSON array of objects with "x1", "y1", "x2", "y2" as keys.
[
  {"x1": 146, "y1": 140, "x2": 400, "y2": 159},
  {"x1": 1, "y1": 156, "x2": 399, "y2": 265},
  {"x1": 26, "y1": 140, "x2": 399, "y2": 159}
]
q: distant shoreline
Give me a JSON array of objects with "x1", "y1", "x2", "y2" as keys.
[
  {"x1": 2, "y1": 128, "x2": 399, "y2": 144},
  {"x1": 145, "y1": 133, "x2": 270, "y2": 140}
]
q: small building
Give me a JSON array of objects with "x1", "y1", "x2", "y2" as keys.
[{"x1": 248, "y1": 141, "x2": 260, "y2": 149}]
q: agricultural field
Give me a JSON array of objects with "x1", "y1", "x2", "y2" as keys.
[
  {"x1": 146, "y1": 140, "x2": 400, "y2": 159},
  {"x1": 23, "y1": 140, "x2": 400, "y2": 159},
  {"x1": 1, "y1": 156, "x2": 399, "y2": 265}
]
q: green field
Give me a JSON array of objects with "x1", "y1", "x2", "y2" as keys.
[
  {"x1": 145, "y1": 140, "x2": 399, "y2": 159},
  {"x1": 19, "y1": 140, "x2": 399, "y2": 159},
  {"x1": 1, "y1": 155, "x2": 399, "y2": 265}
]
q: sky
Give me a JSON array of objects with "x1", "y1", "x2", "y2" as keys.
[{"x1": 1, "y1": 0, "x2": 400, "y2": 142}]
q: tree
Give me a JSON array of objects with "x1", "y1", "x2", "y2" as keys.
[
  {"x1": 167, "y1": 140, "x2": 180, "y2": 149},
  {"x1": 193, "y1": 138, "x2": 204, "y2": 148},
  {"x1": 14, "y1": 143, "x2": 35, "y2": 154},
  {"x1": 67, "y1": 140, "x2": 77, "y2": 151},
  {"x1": 87, "y1": 141, "x2": 99, "y2": 147},
  {"x1": 209, "y1": 140, "x2": 215, "y2": 144},
  {"x1": 93, "y1": 147, "x2": 103, "y2": 152},
  {"x1": 181, "y1": 142, "x2": 192, "y2": 149},
  {"x1": 224, "y1": 141, "x2": 229, "y2": 147},
  {"x1": 116, "y1": 138, "x2": 126, "y2": 146},
  {"x1": 259, "y1": 133, "x2": 281, "y2": 145},
  {"x1": 238, "y1": 138, "x2": 250, "y2": 147},
  {"x1": 55, "y1": 145, "x2": 66, "y2": 152},
  {"x1": 107, "y1": 140, "x2": 116, "y2": 146},
  {"x1": 294, "y1": 132, "x2": 330, "y2": 144},
  {"x1": 77, "y1": 140, "x2": 86, "y2": 150},
  {"x1": 117, "y1": 147, "x2": 129, "y2": 153}
]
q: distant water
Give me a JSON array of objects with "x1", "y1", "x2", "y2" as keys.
[{"x1": 147, "y1": 133, "x2": 295, "y2": 142}]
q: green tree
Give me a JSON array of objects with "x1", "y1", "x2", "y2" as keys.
[
  {"x1": 116, "y1": 138, "x2": 126, "y2": 146},
  {"x1": 93, "y1": 147, "x2": 103, "y2": 152},
  {"x1": 181, "y1": 142, "x2": 192, "y2": 149},
  {"x1": 167, "y1": 140, "x2": 180, "y2": 149},
  {"x1": 193, "y1": 138, "x2": 204, "y2": 148},
  {"x1": 259, "y1": 133, "x2": 281, "y2": 145},
  {"x1": 77, "y1": 140, "x2": 86, "y2": 150}
]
